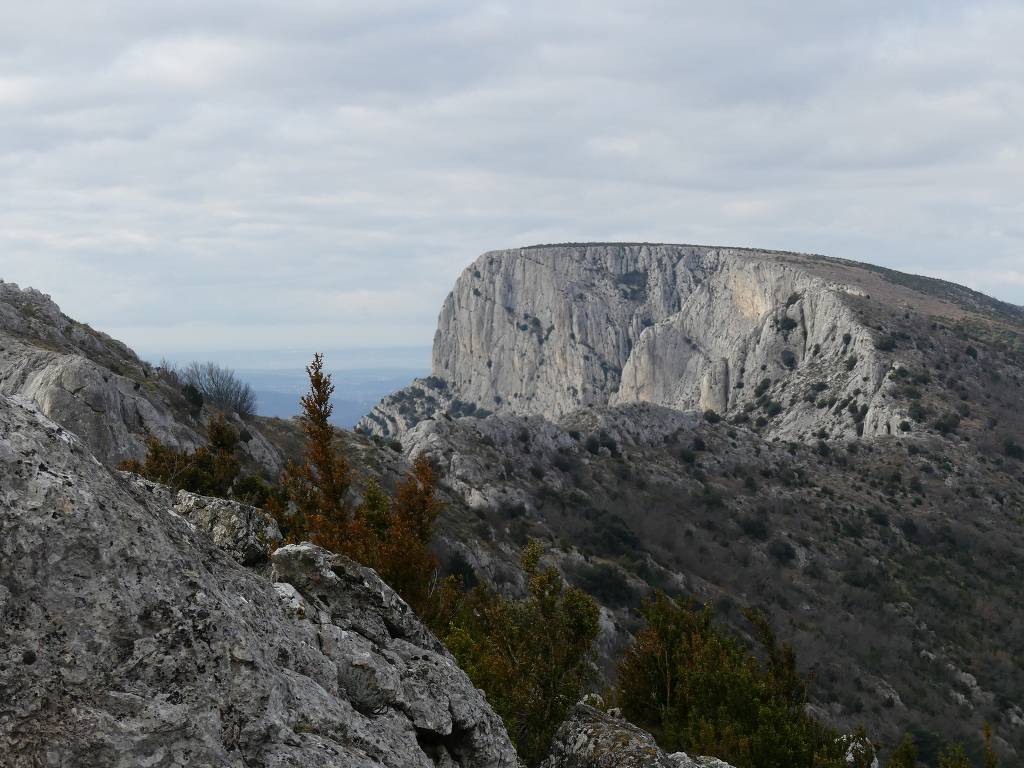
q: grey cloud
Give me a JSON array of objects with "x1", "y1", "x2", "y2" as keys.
[{"x1": 0, "y1": 1, "x2": 1021, "y2": 366}]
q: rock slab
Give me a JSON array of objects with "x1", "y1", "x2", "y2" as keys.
[{"x1": 0, "y1": 394, "x2": 519, "y2": 768}]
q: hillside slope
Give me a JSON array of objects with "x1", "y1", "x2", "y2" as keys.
[
  {"x1": 3, "y1": 245, "x2": 1022, "y2": 763},
  {"x1": 362, "y1": 244, "x2": 1024, "y2": 762},
  {"x1": 0, "y1": 279, "x2": 283, "y2": 472}
]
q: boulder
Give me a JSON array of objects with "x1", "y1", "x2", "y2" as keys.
[
  {"x1": 540, "y1": 700, "x2": 736, "y2": 768},
  {"x1": 0, "y1": 394, "x2": 519, "y2": 767}
]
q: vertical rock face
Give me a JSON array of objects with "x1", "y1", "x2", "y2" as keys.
[
  {"x1": 0, "y1": 394, "x2": 519, "y2": 768},
  {"x1": 365, "y1": 244, "x2": 901, "y2": 440}
]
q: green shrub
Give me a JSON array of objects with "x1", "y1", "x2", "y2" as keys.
[
  {"x1": 617, "y1": 595, "x2": 845, "y2": 768},
  {"x1": 875, "y1": 335, "x2": 897, "y2": 351},
  {"x1": 446, "y1": 543, "x2": 599, "y2": 766},
  {"x1": 768, "y1": 538, "x2": 796, "y2": 564}
]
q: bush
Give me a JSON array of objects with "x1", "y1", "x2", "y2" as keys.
[
  {"x1": 446, "y1": 543, "x2": 599, "y2": 766},
  {"x1": 181, "y1": 383, "x2": 204, "y2": 413},
  {"x1": 570, "y1": 561, "x2": 637, "y2": 607},
  {"x1": 768, "y1": 538, "x2": 796, "y2": 565},
  {"x1": 703, "y1": 409, "x2": 722, "y2": 424},
  {"x1": 934, "y1": 412, "x2": 961, "y2": 435},
  {"x1": 738, "y1": 512, "x2": 770, "y2": 540},
  {"x1": 182, "y1": 362, "x2": 256, "y2": 418},
  {"x1": 117, "y1": 413, "x2": 241, "y2": 497},
  {"x1": 616, "y1": 595, "x2": 845, "y2": 768},
  {"x1": 1004, "y1": 438, "x2": 1024, "y2": 460},
  {"x1": 888, "y1": 734, "x2": 918, "y2": 768},
  {"x1": 874, "y1": 335, "x2": 897, "y2": 351}
]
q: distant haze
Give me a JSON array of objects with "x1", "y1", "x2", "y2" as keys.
[
  {"x1": 152, "y1": 346, "x2": 432, "y2": 427},
  {"x1": 2, "y1": 1, "x2": 1022, "y2": 364}
]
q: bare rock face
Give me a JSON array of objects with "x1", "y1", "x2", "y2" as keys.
[
  {"x1": 0, "y1": 394, "x2": 518, "y2": 768},
  {"x1": 0, "y1": 280, "x2": 283, "y2": 473},
  {"x1": 120, "y1": 473, "x2": 284, "y2": 565},
  {"x1": 360, "y1": 244, "x2": 904, "y2": 441},
  {"x1": 540, "y1": 700, "x2": 736, "y2": 768}
]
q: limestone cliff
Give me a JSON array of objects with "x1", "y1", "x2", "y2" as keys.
[{"x1": 361, "y1": 244, "x2": 905, "y2": 440}]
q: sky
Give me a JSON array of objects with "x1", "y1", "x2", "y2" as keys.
[{"x1": 1, "y1": 1, "x2": 1022, "y2": 367}]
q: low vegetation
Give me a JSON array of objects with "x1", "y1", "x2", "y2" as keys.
[
  {"x1": 180, "y1": 360, "x2": 257, "y2": 418},
  {"x1": 617, "y1": 593, "x2": 846, "y2": 768},
  {"x1": 446, "y1": 542, "x2": 600, "y2": 765},
  {"x1": 118, "y1": 413, "x2": 242, "y2": 497}
]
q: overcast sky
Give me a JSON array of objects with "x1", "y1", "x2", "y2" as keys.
[{"x1": 2, "y1": 1, "x2": 1021, "y2": 366}]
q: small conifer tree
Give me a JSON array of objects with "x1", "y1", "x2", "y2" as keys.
[
  {"x1": 445, "y1": 541, "x2": 600, "y2": 766},
  {"x1": 277, "y1": 353, "x2": 352, "y2": 545},
  {"x1": 983, "y1": 723, "x2": 999, "y2": 768},
  {"x1": 888, "y1": 734, "x2": 918, "y2": 768}
]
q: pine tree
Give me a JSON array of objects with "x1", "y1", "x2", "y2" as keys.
[
  {"x1": 982, "y1": 723, "x2": 998, "y2": 768},
  {"x1": 445, "y1": 542, "x2": 600, "y2": 766},
  {"x1": 277, "y1": 353, "x2": 352, "y2": 546},
  {"x1": 937, "y1": 743, "x2": 970, "y2": 768},
  {"x1": 888, "y1": 734, "x2": 918, "y2": 768},
  {"x1": 616, "y1": 593, "x2": 846, "y2": 768}
]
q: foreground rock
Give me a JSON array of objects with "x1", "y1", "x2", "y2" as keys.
[
  {"x1": 540, "y1": 700, "x2": 736, "y2": 768},
  {"x1": 0, "y1": 394, "x2": 518, "y2": 767}
]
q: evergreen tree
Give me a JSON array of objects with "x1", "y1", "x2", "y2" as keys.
[
  {"x1": 616, "y1": 593, "x2": 845, "y2": 768},
  {"x1": 277, "y1": 353, "x2": 352, "y2": 545},
  {"x1": 888, "y1": 734, "x2": 918, "y2": 768},
  {"x1": 982, "y1": 723, "x2": 998, "y2": 768},
  {"x1": 445, "y1": 542, "x2": 600, "y2": 766},
  {"x1": 937, "y1": 743, "x2": 970, "y2": 768}
]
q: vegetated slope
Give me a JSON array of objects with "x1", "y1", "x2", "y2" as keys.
[
  {"x1": 4, "y1": 246, "x2": 1023, "y2": 762},
  {"x1": 360, "y1": 244, "x2": 1024, "y2": 762}
]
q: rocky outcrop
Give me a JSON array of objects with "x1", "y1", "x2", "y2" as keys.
[
  {"x1": 120, "y1": 473, "x2": 284, "y2": 565},
  {"x1": 0, "y1": 280, "x2": 283, "y2": 472},
  {"x1": 540, "y1": 699, "x2": 736, "y2": 768},
  {"x1": 0, "y1": 394, "x2": 518, "y2": 767},
  {"x1": 359, "y1": 377, "x2": 456, "y2": 439},
  {"x1": 360, "y1": 244, "x2": 906, "y2": 441}
]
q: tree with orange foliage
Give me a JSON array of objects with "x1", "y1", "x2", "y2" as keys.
[
  {"x1": 273, "y1": 354, "x2": 454, "y2": 630},
  {"x1": 351, "y1": 454, "x2": 454, "y2": 628},
  {"x1": 276, "y1": 353, "x2": 352, "y2": 546},
  {"x1": 118, "y1": 412, "x2": 241, "y2": 496}
]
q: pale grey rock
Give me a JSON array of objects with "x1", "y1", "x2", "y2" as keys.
[
  {"x1": 838, "y1": 732, "x2": 879, "y2": 768},
  {"x1": 174, "y1": 490, "x2": 282, "y2": 566},
  {"x1": 119, "y1": 472, "x2": 283, "y2": 565},
  {"x1": 540, "y1": 701, "x2": 737, "y2": 768},
  {"x1": 0, "y1": 280, "x2": 283, "y2": 473},
  {"x1": 0, "y1": 394, "x2": 518, "y2": 768},
  {"x1": 117, "y1": 475, "x2": 282, "y2": 565},
  {"x1": 360, "y1": 377, "x2": 455, "y2": 438},
  {"x1": 360, "y1": 244, "x2": 907, "y2": 442}
]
